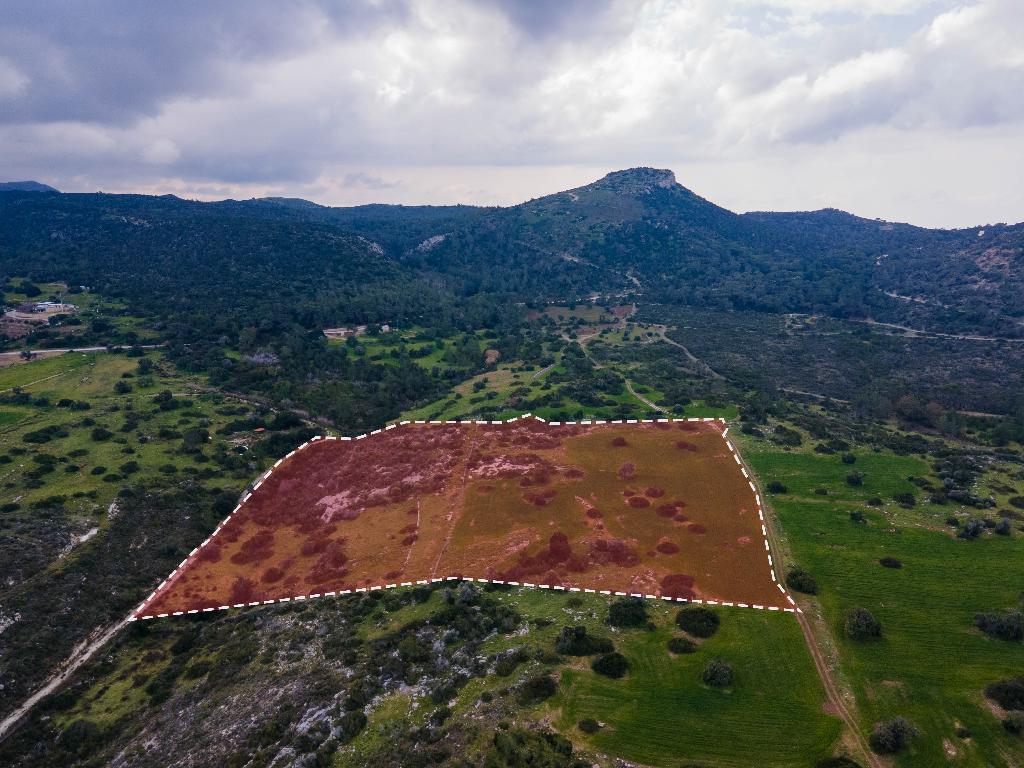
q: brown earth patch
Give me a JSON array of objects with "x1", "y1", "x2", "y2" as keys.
[{"x1": 136, "y1": 420, "x2": 788, "y2": 616}]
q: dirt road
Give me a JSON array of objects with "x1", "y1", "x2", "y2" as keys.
[
  {"x1": 0, "y1": 343, "x2": 166, "y2": 368},
  {"x1": 732, "y1": 438, "x2": 879, "y2": 767},
  {"x1": 0, "y1": 617, "x2": 131, "y2": 743}
]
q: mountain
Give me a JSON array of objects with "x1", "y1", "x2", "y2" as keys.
[
  {"x1": 0, "y1": 169, "x2": 1020, "y2": 337},
  {"x1": 0, "y1": 180, "x2": 58, "y2": 193}
]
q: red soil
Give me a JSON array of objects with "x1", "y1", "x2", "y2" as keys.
[{"x1": 136, "y1": 420, "x2": 789, "y2": 617}]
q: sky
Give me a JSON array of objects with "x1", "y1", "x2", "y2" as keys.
[{"x1": 1, "y1": 0, "x2": 1022, "y2": 227}]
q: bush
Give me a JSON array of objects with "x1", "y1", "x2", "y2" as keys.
[
  {"x1": 667, "y1": 636, "x2": 697, "y2": 654},
  {"x1": 844, "y1": 608, "x2": 881, "y2": 640},
  {"x1": 56, "y1": 719, "x2": 103, "y2": 756},
  {"x1": 845, "y1": 471, "x2": 864, "y2": 487},
  {"x1": 607, "y1": 597, "x2": 648, "y2": 628},
  {"x1": 869, "y1": 717, "x2": 917, "y2": 754},
  {"x1": 841, "y1": 453, "x2": 856, "y2": 465},
  {"x1": 773, "y1": 425, "x2": 802, "y2": 446},
  {"x1": 555, "y1": 626, "x2": 614, "y2": 656},
  {"x1": 879, "y1": 557, "x2": 903, "y2": 569},
  {"x1": 766, "y1": 481, "x2": 788, "y2": 494},
  {"x1": 338, "y1": 710, "x2": 367, "y2": 742},
  {"x1": 958, "y1": 519, "x2": 986, "y2": 539},
  {"x1": 975, "y1": 610, "x2": 1024, "y2": 641},
  {"x1": 591, "y1": 652, "x2": 629, "y2": 679},
  {"x1": 90, "y1": 427, "x2": 113, "y2": 441},
  {"x1": 892, "y1": 492, "x2": 915, "y2": 508},
  {"x1": 494, "y1": 647, "x2": 530, "y2": 677},
  {"x1": 815, "y1": 759, "x2": 863, "y2": 768},
  {"x1": 785, "y1": 566, "x2": 818, "y2": 595},
  {"x1": 1004, "y1": 711, "x2": 1024, "y2": 735},
  {"x1": 995, "y1": 517, "x2": 1013, "y2": 536},
  {"x1": 676, "y1": 606, "x2": 720, "y2": 638},
  {"x1": 849, "y1": 510, "x2": 866, "y2": 524},
  {"x1": 518, "y1": 673, "x2": 557, "y2": 704},
  {"x1": 702, "y1": 659, "x2": 733, "y2": 687},
  {"x1": 487, "y1": 729, "x2": 574, "y2": 767},
  {"x1": 986, "y1": 678, "x2": 1024, "y2": 710},
  {"x1": 578, "y1": 717, "x2": 601, "y2": 734}
]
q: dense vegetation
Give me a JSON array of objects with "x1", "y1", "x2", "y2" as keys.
[{"x1": 1, "y1": 170, "x2": 1022, "y2": 766}]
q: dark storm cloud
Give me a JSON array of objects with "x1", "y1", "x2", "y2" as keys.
[{"x1": 0, "y1": 0, "x2": 408, "y2": 125}]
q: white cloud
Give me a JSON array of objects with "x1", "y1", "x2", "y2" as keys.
[{"x1": 0, "y1": 0, "x2": 1021, "y2": 226}]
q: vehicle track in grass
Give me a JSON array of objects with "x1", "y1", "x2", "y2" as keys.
[{"x1": 733, "y1": 439, "x2": 879, "y2": 768}]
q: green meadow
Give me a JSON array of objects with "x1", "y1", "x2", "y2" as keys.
[{"x1": 743, "y1": 437, "x2": 1024, "y2": 766}]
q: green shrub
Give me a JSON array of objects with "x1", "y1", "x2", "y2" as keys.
[
  {"x1": 578, "y1": 717, "x2": 601, "y2": 734},
  {"x1": 1004, "y1": 711, "x2": 1024, "y2": 735},
  {"x1": 56, "y1": 719, "x2": 103, "y2": 756},
  {"x1": 815, "y1": 758, "x2": 863, "y2": 768},
  {"x1": 766, "y1": 481, "x2": 788, "y2": 494},
  {"x1": 879, "y1": 557, "x2": 902, "y2": 569},
  {"x1": 667, "y1": 636, "x2": 697, "y2": 654},
  {"x1": 844, "y1": 608, "x2": 881, "y2": 640},
  {"x1": 518, "y1": 673, "x2": 557, "y2": 704},
  {"x1": 591, "y1": 652, "x2": 629, "y2": 679},
  {"x1": 869, "y1": 717, "x2": 917, "y2": 754},
  {"x1": 607, "y1": 597, "x2": 648, "y2": 628},
  {"x1": 676, "y1": 606, "x2": 719, "y2": 638},
  {"x1": 338, "y1": 710, "x2": 367, "y2": 742},
  {"x1": 702, "y1": 659, "x2": 733, "y2": 687},
  {"x1": 892, "y1": 492, "x2": 916, "y2": 508},
  {"x1": 486, "y1": 729, "x2": 575, "y2": 767},
  {"x1": 555, "y1": 626, "x2": 614, "y2": 656},
  {"x1": 975, "y1": 610, "x2": 1024, "y2": 641},
  {"x1": 785, "y1": 566, "x2": 818, "y2": 595},
  {"x1": 986, "y1": 677, "x2": 1024, "y2": 710}
]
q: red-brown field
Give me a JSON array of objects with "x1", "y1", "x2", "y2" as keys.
[{"x1": 136, "y1": 419, "x2": 791, "y2": 618}]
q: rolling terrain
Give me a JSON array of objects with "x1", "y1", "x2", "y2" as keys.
[{"x1": 0, "y1": 172, "x2": 1022, "y2": 767}]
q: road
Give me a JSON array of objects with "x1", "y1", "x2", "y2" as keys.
[
  {"x1": 649, "y1": 325, "x2": 725, "y2": 380},
  {"x1": 852, "y1": 318, "x2": 1024, "y2": 343},
  {"x1": 624, "y1": 378, "x2": 666, "y2": 413},
  {"x1": 0, "y1": 343, "x2": 166, "y2": 368},
  {"x1": 0, "y1": 616, "x2": 131, "y2": 743}
]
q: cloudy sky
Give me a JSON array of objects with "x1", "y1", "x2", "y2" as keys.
[{"x1": 2, "y1": 0, "x2": 1022, "y2": 226}]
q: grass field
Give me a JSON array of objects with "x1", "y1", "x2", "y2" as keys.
[
  {"x1": 340, "y1": 586, "x2": 840, "y2": 768},
  {"x1": 742, "y1": 435, "x2": 1024, "y2": 766}
]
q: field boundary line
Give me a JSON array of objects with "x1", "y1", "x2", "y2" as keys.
[{"x1": 132, "y1": 415, "x2": 799, "y2": 621}]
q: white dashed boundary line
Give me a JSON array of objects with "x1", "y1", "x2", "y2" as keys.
[{"x1": 132, "y1": 415, "x2": 798, "y2": 620}]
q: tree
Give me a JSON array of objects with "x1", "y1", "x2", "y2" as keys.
[
  {"x1": 591, "y1": 652, "x2": 629, "y2": 679},
  {"x1": 676, "y1": 606, "x2": 719, "y2": 638},
  {"x1": 785, "y1": 566, "x2": 818, "y2": 595},
  {"x1": 869, "y1": 717, "x2": 917, "y2": 754},
  {"x1": 555, "y1": 626, "x2": 613, "y2": 656},
  {"x1": 607, "y1": 597, "x2": 648, "y2": 628},
  {"x1": 517, "y1": 673, "x2": 557, "y2": 705},
  {"x1": 702, "y1": 659, "x2": 733, "y2": 687},
  {"x1": 844, "y1": 607, "x2": 881, "y2": 640},
  {"x1": 668, "y1": 636, "x2": 697, "y2": 654}
]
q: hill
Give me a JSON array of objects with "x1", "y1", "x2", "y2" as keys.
[{"x1": 0, "y1": 180, "x2": 59, "y2": 193}]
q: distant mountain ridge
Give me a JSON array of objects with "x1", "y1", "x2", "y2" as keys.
[
  {"x1": 0, "y1": 180, "x2": 58, "y2": 193},
  {"x1": 0, "y1": 168, "x2": 1020, "y2": 337}
]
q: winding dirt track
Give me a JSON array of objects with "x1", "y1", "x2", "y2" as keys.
[{"x1": 0, "y1": 618, "x2": 130, "y2": 743}]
